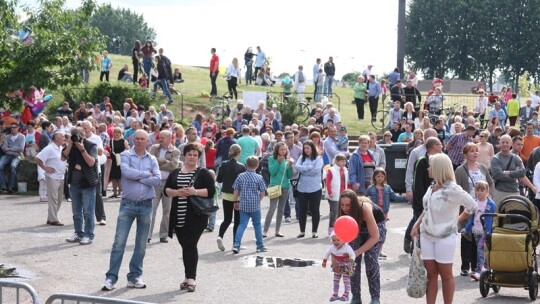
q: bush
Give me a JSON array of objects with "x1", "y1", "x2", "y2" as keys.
[
  {"x1": 54, "y1": 82, "x2": 154, "y2": 115},
  {"x1": 274, "y1": 96, "x2": 305, "y2": 126}
]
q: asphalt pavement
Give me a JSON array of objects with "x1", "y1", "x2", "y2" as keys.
[{"x1": 0, "y1": 192, "x2": 537, "y2": 303}]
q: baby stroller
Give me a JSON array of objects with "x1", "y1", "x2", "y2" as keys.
[{"x1": 479, "y1": 195, "x2": 540, "y2": 300}]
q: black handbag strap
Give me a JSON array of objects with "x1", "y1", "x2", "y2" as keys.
[{"x1": 188, "y1": 168, "x2": 203, "y2": 188}]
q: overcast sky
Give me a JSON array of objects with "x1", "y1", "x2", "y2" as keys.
[{"x1": 22, "y1": 0, "x2": 402, "y2": 79}]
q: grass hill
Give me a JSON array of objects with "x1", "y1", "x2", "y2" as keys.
[{"x1": 62, "y1": 54, "x2": 389, "y2": 134}]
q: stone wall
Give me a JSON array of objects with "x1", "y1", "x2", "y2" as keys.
[{"x1": 3, "y1": 159, "x2": 39, "y2": 191}]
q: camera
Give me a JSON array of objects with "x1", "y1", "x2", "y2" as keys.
[{"x1": 71, "y1": 134, "x2": 82, "y2": 143}]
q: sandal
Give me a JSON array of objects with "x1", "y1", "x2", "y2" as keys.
[
  {"x1": 187, "y1": 284, "x2": 196, "y2": 292},
  {"x1": 297, "y1": 233, "x2": 305, "y2": 238}
]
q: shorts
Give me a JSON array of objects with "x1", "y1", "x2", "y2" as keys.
[{"x1": 420, "y1": 233, "x2": 457, "y2": 264}]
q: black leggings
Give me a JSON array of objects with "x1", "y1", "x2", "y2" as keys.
[
  {"x1": 175, "y1": 214, "x2": 207, "y2": 280},
  {"x1": 355, "y1": 98, "x2": 365, "y2": 120},
  {"x1": 227, "y1": 77, "x2": 238, "y2": 99},
  {"x1": 297, "y1": 189, "x2": 322, "y2": 233},
  {"x1": 132, "y1": 61, "x2": 139, "y2": 84},
  {"x1": 219, "y1": 199, "x2": 240, "y2": 241}
]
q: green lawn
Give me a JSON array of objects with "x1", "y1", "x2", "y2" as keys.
[{"x1": 78, "y1": 55, "x2": 477, "y2": 135}]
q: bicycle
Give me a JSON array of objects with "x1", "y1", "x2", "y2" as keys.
[
  {"x1": 371, "y1": 100, "x2": 394, "y2": 130},
  {"x1": 210, "y1": 93, "x2": 233, "y2": 123},
  {"x1": 268, "y1": 92, "x2": 312, "y2": 122}
]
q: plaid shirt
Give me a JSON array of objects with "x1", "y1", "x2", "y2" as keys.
[
  {"x1": 233, "y1": 170, "x2": 267, "y2": 212},
  {"x1": 447, "y1": 132, "x2": 471, "y2": 165}
]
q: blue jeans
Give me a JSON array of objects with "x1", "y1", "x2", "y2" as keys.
[
  {"x1": 106, "y1": 199, "x2": 153, "y2": 283},
  {"x1": 245, "y1": 65, "x2": 253, "y2": 85},
  {"x1": 0, "y1": 154, "x2": 21, "y2": 189},
  {"x1": 69, "y1": 184, "x2": 96, "y2": 239},
  {"x1": 153, "y1": 79, "x2": 173, "y2": 102},
  {"x1": 143, "y1": 57, "x2": 152, "y2": 79},
  {"x1": 284, "y1": 190, "x2": 297, "y2": 219},
  {"x1": 208, "y1": 210, "x2": 217, "y2": 229},
  {"x1": 324, "y1": 75, "x2": 334, "y2": 96},
  {"x1": 234, "y1": 210, "x2": 264, "y2": 249}
]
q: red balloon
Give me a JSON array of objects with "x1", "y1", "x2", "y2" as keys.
[{"x1": 334, "y1": 216, "x2": 359, "y2": 243}]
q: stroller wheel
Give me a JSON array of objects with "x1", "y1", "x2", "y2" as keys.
[
  {"x1": 529, "y1": 271, "x2": 538, "y2": 300},
  {"x1": 479, "y1": 270, "x2": 490, "y2": 298}
]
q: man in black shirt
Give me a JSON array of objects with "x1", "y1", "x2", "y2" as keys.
[
  {"x1": 323, "y1": 57, "x2": 335, "y2": 97},
  {"x1": 433, "y1": 119, "x2": 446, "y2": 145},
  {"x1": 403, "y1": 80, "x2": 422, "y2": 110},
  {"x1": 390, "y1": 121, "x2": 403, "y2": 142}
]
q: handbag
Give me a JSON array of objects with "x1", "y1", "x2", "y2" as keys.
[
  {"x1": 268, "y1": 163, "x2": 287, "y2": 200},
  {"x1": 406, "y1": 239, "x2": 427, "y2": 298},
  {"x1": 290, "y1": 173, "x2": 301, "y2": 198},
  {"x1": 188, "y1": 168, "x2": 219, "y2": 216}
]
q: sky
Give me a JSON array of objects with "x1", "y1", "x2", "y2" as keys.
[{"x1": 21, "y1": 0, "x2": 402, "y2": 79}]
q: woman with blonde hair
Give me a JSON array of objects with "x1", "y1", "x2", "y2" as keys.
[
  {"x1": 173, "y1": 124, "x2": 185, "y2": 148},
  {"x1": 403, "y1": 102, "x2": 416, "y2": 130},
  {"x1": 226, "y1": 58, "x2": 242, "y2": 99},
  {"x1": 411, "y1": 153, "x2": 477, "y2": 304}
]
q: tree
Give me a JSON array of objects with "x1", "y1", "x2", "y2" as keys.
[
  {"x1": 341, "y1": 72, "x2": 360, "y2": 86},
  {"x1": 0, "y1": 0, "x2": 105, "y2": 109},
  {"x1": 90, "y1": 4, "x2": 157, "y2": 55}
]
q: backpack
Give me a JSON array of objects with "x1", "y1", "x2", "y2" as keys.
[{"x1": 259, "y1": 154, "x2": 271, "y2": 186}]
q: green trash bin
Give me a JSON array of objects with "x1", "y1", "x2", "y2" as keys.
[{"x1": 379, "y1": 143, "x2": 408, "y2": 193}]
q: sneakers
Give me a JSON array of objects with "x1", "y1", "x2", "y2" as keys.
[
  {"x1": 217, "y1": 237, "x2": 225, "y2": 251},
  {"x1": 79, "y1": 237, "x2": 93, "y2": 245},
  {"x1": 256, "y1": 247, "x2": 267, "y2": 253},
  {"x1": 98, "y1": 219, "x2": 107, "y2": 226},
  {"x1": 167, "y1": 99, "x2": 174, "y2": 105},
  {"x1": 66, "y1": 234, "x2": 81, "y2": 243},
  {"x1": 232, "y1": 247, "x2": 240, "y2": 254},
  {"x1": 127, "y1": 277, "x2": 147, "y2": 289},
  {"x1": 471, "y1": 272, "x2": 480, "y2": 281},
  {"x1": 284, "y1": 217, "x2": 291, "y2": 223},
  {"x1": 102, "y1": 278, "x2": 116, "y2": 291},
  {"x1": 460, "y1": 269, "x2": 470, "y2": 276},
  {"x1": 205, "y1": 226, "x2": 214, "y2": 232}
]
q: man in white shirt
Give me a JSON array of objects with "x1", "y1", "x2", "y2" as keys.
[
  {"x1": 323, "y1": 109, "x2": 341, "y2": 124},
  {"x1": 35, "y1": 131, "x2": 67, "y2": 226},
  {"x1": 529, "y1": 90, "x2": 540, "y2": 109}
]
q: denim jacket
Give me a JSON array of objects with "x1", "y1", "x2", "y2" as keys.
[
  {"x1": 365, "y1": 184, "x2": 407, "y2": 214},
  {"x1": 464, "y1": 197, "x2": 496, "y2": 235},
  {"x1": 294, "y1": 156, "x2": 323, "y2": 193},
  {"x1": 348, "y1": 149, "x2": 375, "y2": 194}
]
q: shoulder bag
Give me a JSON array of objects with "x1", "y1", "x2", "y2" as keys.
[
  {"x1": 290, "y1": 173, "x2": 301, "y2": 198},
  {"x1": 406, "y1": 239, "x2": 427, "y2": 298},
  {"x1": 268, "y1": 163, "x2": 287, "y2": 200},
  {"x1": 188, "y1": 168, "x2": 219, "y2": 216}
]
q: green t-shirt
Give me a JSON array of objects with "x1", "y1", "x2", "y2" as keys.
[{"x1": 237, "y1": 136, "x2": 259, "y2": 164}]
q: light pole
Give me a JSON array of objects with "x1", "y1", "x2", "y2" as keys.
[{"x1": 467, "y1": 55, "x2": 479, "y2": 81}]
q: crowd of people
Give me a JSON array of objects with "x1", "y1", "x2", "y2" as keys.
[{"x1": 4, "y1": 43, "x2": 540, "y2": 303}]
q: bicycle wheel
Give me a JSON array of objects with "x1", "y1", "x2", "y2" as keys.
[
  {"x1": 299, "y1": 103, "x2": 311, "y2": 122},
  {"x1": 210, "y1": 106, "x2": 225, "y2": 122},
  {"x1": 371, "y1": 110, "x2": 388, "y2": 130}
]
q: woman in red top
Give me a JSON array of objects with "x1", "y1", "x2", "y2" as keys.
[
  {"x1": 202, "y1": 115, "x2": 218, "y2": 140},
  {"x1": 141, "y1": 40, "x2": 157, "y2": 86},
  {"x1": 205, "y1": 140, "x2": 217, "y2": 171}
]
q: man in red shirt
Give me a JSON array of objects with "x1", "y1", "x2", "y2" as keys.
[{"x1": 210, "y1": 48, "x2": 219, "y2": 97}]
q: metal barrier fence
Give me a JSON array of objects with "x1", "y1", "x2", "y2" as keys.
[
  {"x1": 0, "y1": 281, "x2": 41, "y2": 304},
  {"x1": 45, "y1": 294, "x2": 155, "y2": 304}
]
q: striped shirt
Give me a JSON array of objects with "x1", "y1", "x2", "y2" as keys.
[
  {"x1": 175, "y1": 170, "x2": 196, "y2": 228},
  {"x1": 232, "y1": 171, "x2": 267, "y2": 212}
]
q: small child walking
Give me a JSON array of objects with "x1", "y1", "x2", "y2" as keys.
[
  {"x1": 462, "y1": 180, "x2": 496, "y2": 281},
  {"x1": 324, "y1": 154, "x2": 349, "y2": 236},
  {"x1": 365, "y1": 167, "x2": 407, "y2": 258},
  {"x1": 232, "y1": 156, "x2": 268, "y2": 254},
  {"x1": 322, "y1": 232, "x2": 356, "y2": 302}
]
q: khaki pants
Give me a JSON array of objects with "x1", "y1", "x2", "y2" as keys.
[
  {"x1": 149, "y1": 180, "x2": 172, "y2": 239},
  {"x1": 45, "y1": 176, "x2": 64, "y2": 222},
  {"x1": 492, "y1": 188, "x2": 519, "y2": 207}
]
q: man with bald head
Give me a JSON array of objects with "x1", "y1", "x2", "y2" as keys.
[
  {"x1": 103, "y1": 129, "x2": 161, "y2": 290},
  {"x1": 82, "y1": 120, "x2": 107, "y2": 225},
  {"x1": 148, "y1": 130, "x2": 181, "y2": 243},
  {"x1": 490, "y1": 134, "x2": 526, "y2": 205}
]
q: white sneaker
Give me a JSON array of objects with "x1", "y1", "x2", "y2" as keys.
[
  {"x1": 79, "y1": 237, "x2": 93, "y2": 245},
  {"x1": 217, "y1": 237, "x2": 225, "y2": 251},
  {"x1": 284, "y1": 217, "x2": 291, "y2": 223},
  {"x1": 127, "y1": 277, "x2": 147, "y2": 289},
  {"x1": 102, "y1": 278, "x2": 116, "y2": 291},
  {"x1": 66, "y1": 234, "x2": 81, "y2": 243}
]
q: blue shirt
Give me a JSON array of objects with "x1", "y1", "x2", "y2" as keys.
[
  {"x1": 255, "y1": 51, "x2": 266, "y2": 67},
  {"x1": 388, "y1": 71, "x2": 400, "y2": 85},
  {"x1": 489, "y1": 108, "x2": 507, "y2": 129},
  {"x1": 368, "y1": 80, "x2": 381, "y2": 97},
  {"x1": 294, "y1": 156, "x2": 323, "y2": 193},
  {"x1": 233, "y1": 170, "x2": 267, "y2": 212},
  {"x1": 120, "y1": 148, "x2": 161, "y2": 202},
  {"x1": 101, "y1": 56, "x2": 112, "y2": 72}
]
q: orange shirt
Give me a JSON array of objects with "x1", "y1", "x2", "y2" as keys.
[{"x1": 520, "y1": 135, "x2": 540, "y2": 161}]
